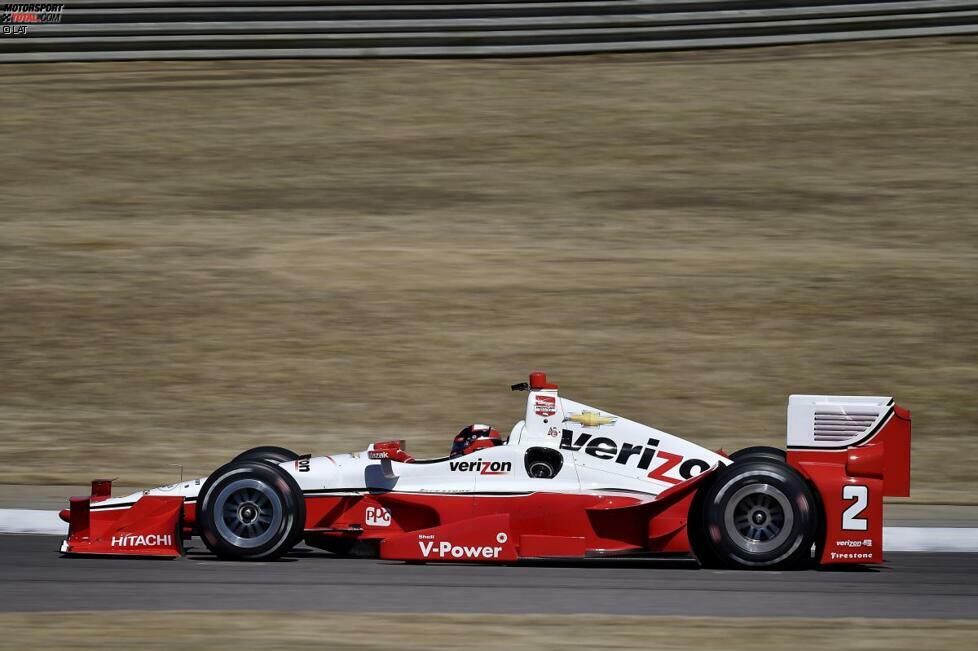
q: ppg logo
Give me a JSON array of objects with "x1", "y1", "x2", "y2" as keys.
[{"x1": 365, "y1": 506, "x2": 391, "y2": 527}]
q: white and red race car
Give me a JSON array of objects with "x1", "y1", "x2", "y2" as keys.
[{"x1": 60, "y1": 372, "x2": 910, "y2": 569}]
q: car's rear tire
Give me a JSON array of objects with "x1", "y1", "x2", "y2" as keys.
[
  {"x1": 197, "y1": 460, "x2": 305, "y2": 561},
  {"x1": 694, "y1": 460, "x2": 818, "y2": 570},
  {"x1": 232, "y1": 446, "x2": 300, "y2": 465},
  {"x1": 728, "y1": 446, "x2": 786, "y2": 464}
]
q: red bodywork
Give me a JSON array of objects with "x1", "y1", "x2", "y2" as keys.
[
  {"x1": 302, "y1": 471, "x2": 709, "y2": 562},
  {"x1": 61, "y1": 487, "x2": 183, "y2": 558},
  {"x1": 787, "y1": 404, "x2": 911, "y2": 565},
  {"x1": 61, "y1": 406, "x2": 910, "y2": 566}
]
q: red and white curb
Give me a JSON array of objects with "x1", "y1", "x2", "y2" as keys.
[{"x1": 1, "y1": 509, "x2": 975, "y2": 552}]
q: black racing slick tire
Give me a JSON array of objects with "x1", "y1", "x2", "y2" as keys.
[
  {"x1": 197, "y1": 460, "x2": 306, "y2": 561},
  {"x1": 728, "y1": 446, "x2": 787, "y2": 464},
  {"x1": 694, "y1": 460, "x2": 819, "y2": 570},
  {"x1": 232, "y1": 446, "x2": 300, "y2": 465}
]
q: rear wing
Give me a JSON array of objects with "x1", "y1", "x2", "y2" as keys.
[
  {"x1": 786, "y1": 395, "x2": 911, "y2": 565},
  {"x1": 787, "y1": 395, "x2": 910, "y2": 497}
]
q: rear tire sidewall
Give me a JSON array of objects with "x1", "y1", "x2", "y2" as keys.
[
  {"x1": 728, "y1": 446, "x2": 786, "y2": 464},
  {"x1": 198, "y1": 460, "x2": 305, "y2": 561},
  {"x1": 701, "y1": 460, "x2": 817, "y2": 570},
  {"x1": 232, "y1": 446, "x2": 300, "y2": 465}
]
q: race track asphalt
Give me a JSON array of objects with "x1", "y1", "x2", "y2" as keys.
[{"x1": 2, "y1": 534, "x2": 977, "y2": 618}]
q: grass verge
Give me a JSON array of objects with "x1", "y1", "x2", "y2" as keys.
[
  {"x1": 0, "y1": 38, "x2": 976, "y2": 498},
  {"x1": 0, "y1": 612, "x2": 976, "y2": 650}
]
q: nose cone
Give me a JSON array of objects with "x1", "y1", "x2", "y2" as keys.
[{"x1": 58, "y1": 509, "x2": 71, "y2": 523}]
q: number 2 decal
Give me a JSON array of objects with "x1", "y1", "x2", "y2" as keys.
[{"x1": 842, "y1": 484, "x2": 869, "y2": 531}]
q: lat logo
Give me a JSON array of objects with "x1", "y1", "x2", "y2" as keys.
[
  {"x1": 448, "y1": 459, "x2": 512, "y2": 475},
  {"x1": 2, "y1": 3, "x2": 64, "y2": 26},
  {"x1": 365, "y1": 506, "x2": 391, "y2": 527},
  {"x1": 534, "y1": 395, "x2": 556, "y2": 417}
]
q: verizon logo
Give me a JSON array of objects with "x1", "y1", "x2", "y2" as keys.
[
  {"x1": 560, "y1": 429, "x2": 711, "y2": 483},
  {"x1": 448, "y1": 459, "x2": 511, "y2": 475}
]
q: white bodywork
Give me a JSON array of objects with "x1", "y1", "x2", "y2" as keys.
[{"x1": 92, "y1": 387, "x2": 728, "y2": 510}]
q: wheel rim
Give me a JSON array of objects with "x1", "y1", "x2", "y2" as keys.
[
  {"x1": 213, "y1": 478, "x2": 284, "y2": 548},
  {"x1": 723, "y1": 483, "x2": 794, "y2": 554}
]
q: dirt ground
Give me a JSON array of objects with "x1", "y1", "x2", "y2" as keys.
[
  {"x1": 0, "y1": 38, "x2": 976, "y2": 499},
  {"x1": 1, "y1": 612, "x2": 976, "y2": 651}
]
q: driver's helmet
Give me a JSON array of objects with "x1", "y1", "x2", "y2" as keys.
[{"x1": 450, "y1": 424, "x2": 503, "y2": 458}]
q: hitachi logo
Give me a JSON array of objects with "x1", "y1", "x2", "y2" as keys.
[
  {"x1": 448, "y1": 459, "x2": 511, "y2": 475},
  {"x1": 110, "y1": 534, "x2": 172, "y2": 547},
  {"x1": 560, "y1": 429, "x2": 711, "y2": 484}
]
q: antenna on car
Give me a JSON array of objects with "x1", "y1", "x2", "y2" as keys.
[{"x1": 168, "y1": 464, "x2": 184, "y2": 482}]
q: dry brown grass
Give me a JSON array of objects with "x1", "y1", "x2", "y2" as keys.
[
  {"x1": 0, "y1": 39, "x2": 976, "y2": 499},
  {"x1": 0, "y1": 612, "x2": 976, "y2": 650}
]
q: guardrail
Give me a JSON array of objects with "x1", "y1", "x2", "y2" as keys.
[{"x1": 2, "y1": 1, "x2": 977, "y2": 61}]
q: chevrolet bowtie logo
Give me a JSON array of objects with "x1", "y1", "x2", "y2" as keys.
[{"x1": 565, "y1": 411, "x2": 617, "y2": 427}]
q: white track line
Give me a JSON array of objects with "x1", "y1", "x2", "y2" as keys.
[
  {"x1": 884, "y1": 527, "x2": 978, "y2": 552},
  {"x1": 0, "y1": 509, "x2": 68, "y2": 535},
  {"x1": 0, "y1": 509, "x2": 974, "y2": 552}
]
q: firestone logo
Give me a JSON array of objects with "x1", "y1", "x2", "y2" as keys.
[
  {"x1": 830, "y1": 551, "x2": 874, "y2": 560},
  {"x1": 111, "y1": 534, "x2": 173, "y2": 547},
  {"x1": 418, "y1": 532, "x2": 508, "y2": 560}
]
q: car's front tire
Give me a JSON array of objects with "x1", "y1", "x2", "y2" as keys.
[
  {"x1": 197, "y1": 460, "x2": 305, "y2": 561},
  {"x1": 232, "y1": 446, "x2": 300, "y2": 465},
  {"x1": 694, "y1": 460, "x2": 819, "y2": 570}
]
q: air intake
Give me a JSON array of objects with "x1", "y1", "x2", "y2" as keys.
[
  {"x1": 787, "y1": 395, "x2": 893, "y2": 450},
  {"x1": 813, "y1": 409, "x2": 881, "y2": 443}
]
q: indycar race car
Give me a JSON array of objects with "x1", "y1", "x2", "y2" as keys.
[{"x1": 59, "y1": 372, "x2": 911, "y2": 569}]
